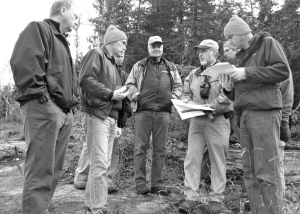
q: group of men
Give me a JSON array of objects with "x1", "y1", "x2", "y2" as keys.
[{"x1": 10, "y1": 0, "x2": 293, "y2": 213}]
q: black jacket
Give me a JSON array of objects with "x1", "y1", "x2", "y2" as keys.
[{"x1": 10, "y1": 19, "x2": 78, "y2": 111}]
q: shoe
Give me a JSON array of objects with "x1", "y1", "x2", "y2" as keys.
[
  {"x1": 136, "y1": 184, "x2": 150, "y2": 195},
  {"x1": 74, "y1": 178, "x2": 87, "y2": 190},
  {"x1": 150, "y1": 185, "x2": 171, "y2": 196},
  {"x1": 178, "y1": 199, "x2": 200, "y2": 213},
  {"x1": 108, "y1": 185, "x2": 118, "y2": 194},
  {"x1": 209, "y1": 201, "x2": 229, "y2": 213},
  {"x1": 244, "y1": 200, "x2": 251, "y2": 211},
  {"x1": 84, "y1": 206, "x2": 92, "y2": 214},
  {"x1": 85, "y1": 206, "x2": 108, "y2": 214}
]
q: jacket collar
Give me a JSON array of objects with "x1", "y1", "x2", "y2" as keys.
[
  {"x1": 44, "y1": 19, "x2": 70, "y2": 45},
  {"x1": 44, "y1": 19, "x2": 61, "y2": 35},
  {"x1": 138, "y1": 55, "x2": 167, "y2": 67},
  {"x1": 101, "y1": 45, "x2": 115, "y2": 62},
  {"x1": 236, "y1": 34, "x2": 267, "y2": 60}
]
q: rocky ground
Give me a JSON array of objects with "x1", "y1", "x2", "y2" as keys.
[{"x1": 1, "y1": 115, "x2": 300, "y2": 214}]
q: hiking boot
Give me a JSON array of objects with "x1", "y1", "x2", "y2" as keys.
[
  {"x1": 108, "y1": 184, "x2": 118, "y2": 194},
  {"x1": 74, "y1": 178, "x2": 87, "y2": 190},
  {"x1": 136, "y1": 184, "x2": 150, "y2": 195},
  {"x1": 150, "y1": 185, "x2": 171, "y2": 196},
  {"x1": 85, "y1": 206, "x2": 108, "y2": 214},
  {"x1": 178, "y1": 199, "x2": 200, "y2": 213}
]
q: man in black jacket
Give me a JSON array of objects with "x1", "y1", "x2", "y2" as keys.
[
  {"x1": 10, "y1": 1, "x2": 78, "y2": 213},
  {"x1": 79, "y1": 25, "x2": 128, "y2": 214}
]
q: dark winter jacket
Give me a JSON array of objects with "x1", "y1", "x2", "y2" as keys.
[
  {"x1": 79, "y1": 46, "x2": 123, "y2": 121},
  {"x1": 225, "y1": 34, "x2": 291, "y2": 119},
  {"x1": 10, "y1": 19, "x2": 78, "y2": 112}
]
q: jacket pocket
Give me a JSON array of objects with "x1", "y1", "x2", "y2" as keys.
[{"x1": 46, "y1": 64, "x2": 63, "y2": 92}]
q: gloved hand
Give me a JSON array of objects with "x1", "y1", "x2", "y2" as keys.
[
  {"x1": 280, "y1": 121, "x2": 291, "y2": 142},
  {"x1": 218, "y1": 73, "x2": 234, "y2": 91},
  {"x1": 112, "y1": 86, "x2": 129, "y2": 100}
]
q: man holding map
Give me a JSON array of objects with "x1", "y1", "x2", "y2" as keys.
[
  {"x1": 219, "y1": 15, "x2": 293, "y2": 214},
  {"x1": 178, "y1": 39, "x2": 232, "y2": 212}
]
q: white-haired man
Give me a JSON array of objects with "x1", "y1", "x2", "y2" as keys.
[
  {"x1": 179, "y1": 39, "x2": 232, "y2": 213},
  {"x1": 126, "y1": 36, "x2": 182, "y2": 195}
]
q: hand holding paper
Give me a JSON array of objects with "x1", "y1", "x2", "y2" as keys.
[
  {"x1": 218, "y1": 73, "x2": 234, "y2": 91},
  {"x1": 171, "y1": 99, "x2": 215, "y2": 120},
  {"x1": 200, "y1": 62, "x2": 236, "y2": 78}
]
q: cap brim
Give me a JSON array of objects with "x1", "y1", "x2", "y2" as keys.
[
  {"x1": 194, "y1": 45, "x2": 211, "y2": 49},
  {"x1": 149, "y1": 41, "x2": 163, "y2": 45}
]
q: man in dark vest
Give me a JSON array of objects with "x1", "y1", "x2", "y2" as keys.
[{"x1": 126, "y1": 36, "x2": 182, "y2": 195}]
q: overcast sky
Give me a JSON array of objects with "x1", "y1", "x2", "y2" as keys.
[{"x1": 0, "y1": 0, "x2": 96, "y2": 85}]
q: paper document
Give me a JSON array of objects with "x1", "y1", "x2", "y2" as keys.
[
  {"x1": 200, "y1": 62, "x2": 236, "y2": 78},
  {"x1": 171, "y1": 99, "x2": 214, "y2": 120}
]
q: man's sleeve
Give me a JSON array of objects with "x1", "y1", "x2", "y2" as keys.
[
  {"x1": 281, "y1": 73, "x2": 294, "y2": 124},
  {"x1": 10, "y1": 22, "x2": 50, "y2": 100},
  {"x1": 79, "y1": 49, "x2": 114, "y2": 101},
  {"x1": 245, "y1": 38, "x2": 289, "y2": 84},
  {"x1": 210, "y1": 84, "x2": 232, "y2": 113},
  {"x1": 181, "y1": 71, "x2": 193, "y2": 102},
  {"x1": 172, "y1": 65, "x2": 183, "y2": 99},
  {"x1": 125, "y1": 63, "x2": 140, "y2": 102}
]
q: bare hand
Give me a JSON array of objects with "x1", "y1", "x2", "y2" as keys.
[
  {"x1": 218, "y1": 73, "x2": 234, "y2": 91},
  {"x1": 112, "y1": 86, "x2": 129, "y2": 100},
  {"x1": 229, "y1": 67, "x2": 246, "y2": 82}
]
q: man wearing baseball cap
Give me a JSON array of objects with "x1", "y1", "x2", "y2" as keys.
[
  {"x1": 126, "y1": 36, "x2": 182, "y2": 195},
  {"x1": 219, "y1": 15, "x2": 294, "y2": 213},
  {"x1": 78, "y1": 25, "x2": 128, "y2": 213},
  {"x1": 179, "y1": 39, "x2": 232, "y2": 212}
]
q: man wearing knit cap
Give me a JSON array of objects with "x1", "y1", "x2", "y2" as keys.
[
  {"x1": 178, "y1": 39, "x2": 232, "y2": 213},
  {"x1": 220, "y1": 15, "x2": 294, "y2": 214},
  {"x1": 126, "y1": 36, "x2": 182, "y2": 195},
  {"x1": 79, "y1": 24, "x2": 128, "y2": 214}
]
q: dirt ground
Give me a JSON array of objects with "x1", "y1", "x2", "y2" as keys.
[{"x1": 1, "y1": 115, "x2": 300, "y2": 214}]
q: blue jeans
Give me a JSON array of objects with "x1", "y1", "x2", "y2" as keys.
[
  {"x1": 240, "y1": 109, "x2": 285, "y2": 214},
  {"x1": 74, "y1": 112, "x2": 119, "y2": 186},
  {"x1": 74, "y1": 138, "x2": 120, "y2": 186},
  {"x1": 84, "y1": 113, "x2": 117, "y2": 213},
  {"x1": 134, "y1": 110, "x2": 170, "y2": 187},
  {"x1": 20, "y1": 99, "x2": 73, "y2": 214}
]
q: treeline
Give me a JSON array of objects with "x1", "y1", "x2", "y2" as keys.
[{"x1": 86, "y1": 0, "x2": 300, "y2": 107}]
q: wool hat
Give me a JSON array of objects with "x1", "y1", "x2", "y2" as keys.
[
  {"x1": 148, "y1": 36, "x2": 163, "y2": 45},
  {"x1": 223, "y1": 41, "x2": 236, "y2": 49},
  {"x1": 223, "y1": 15, "x2": 251, "y2": 37},
  {"x1": 104, "y1": 25, "x2": 127, "y2": 46},
  {"x1": 194, "y1": 39, "x2": 219, "y2": 50}
]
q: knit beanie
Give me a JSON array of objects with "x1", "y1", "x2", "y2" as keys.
[
  {"x1": 224, "y1": 15, "x2": 251, "y2": 36},
  {"x1": 223, "y1": 41, "x2": 236, "y2": 49},
  {"x1": 104, "y1": 25, "x2": 127, "y2": 46}
]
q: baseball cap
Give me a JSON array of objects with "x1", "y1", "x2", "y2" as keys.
[
  {"x1": 194, "y1": 39, "x2": 219, "y2": 50},
  {"x1": 148, "y1": 36, "x2": 163, "y2": 45}
]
